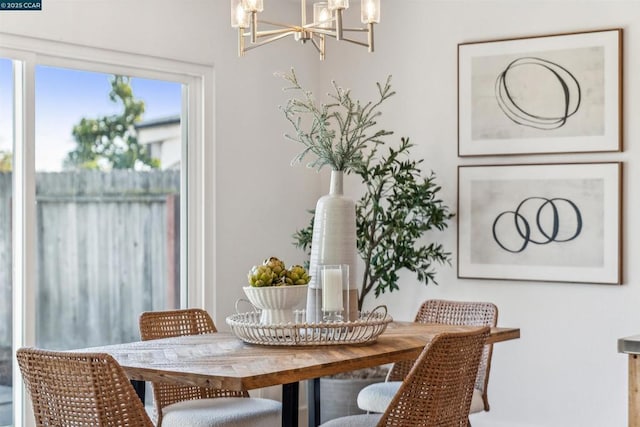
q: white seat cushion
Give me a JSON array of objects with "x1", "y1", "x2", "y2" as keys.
[
  {"x1": 356, "y1": 381, "x2": 400, "y2": 413},
  {"x1": 161, "y1": 397, "x2": 281, "y2": 427},
  {"x1": 358, "y1": 381, "x2": 486, "y2": 415},
  {"x1": 469, "y1": 388, "x2": 485, "y2": 414},
  {"x1": 320, "y1": 413, "x2": 383, "y2": 427}
]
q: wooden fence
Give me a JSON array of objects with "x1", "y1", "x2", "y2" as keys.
[{"x1": 0, "y1": 170, "x2": 180, "y2": 363}]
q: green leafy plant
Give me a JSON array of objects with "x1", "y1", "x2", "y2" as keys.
[
  {"x1": 279, "y1": 68, "x2": 394, "y2": 173},
  {"x1": 293, "y1": 137, "x2": 453, "y2": 310}
]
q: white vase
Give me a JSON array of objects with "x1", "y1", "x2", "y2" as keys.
[{"x1": 306, "y1": 170, "x2": 358, "y2": 323}]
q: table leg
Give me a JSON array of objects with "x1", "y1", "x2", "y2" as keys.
[
  {"x1": 131, "y1": 380, "x2": 145, "y2": 404},
  {"x1": 630, "y1": 355, "x2": 640, "y2": 427},
  {"x1": 307, "y1": 378, "x2": 321, "y2": 427},
  {"x1": 282, "y1": 382, "x2": 299, "y2": 427}
]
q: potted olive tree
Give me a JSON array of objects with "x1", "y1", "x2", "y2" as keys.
[
  {"x1": 293, "y1": 137, "x2": 453, "y2": 311},
  {"x1": 282, "y1": 71, "x2": 453, "y2": 422},
  {"x1": 292, "y1": 138, "x2": 453, "y2": 422}
]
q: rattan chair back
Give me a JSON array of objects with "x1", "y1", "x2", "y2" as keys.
[
  {"x1": 387, "y1": 299, "x2": 498, "y2": 411},
  {"x1": 139, "y1": 308, "x2": 249, "y2": 425},
  {"x1": 17, "y1": 348, "x2": 154, "y2": 426},
  {"x1": 378, "y1": 327, "x2": 490, "y2": 427}
]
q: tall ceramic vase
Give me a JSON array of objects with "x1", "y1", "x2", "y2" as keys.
[{"x1": 306, "y1": 170, "x2": 358, "y2": 323}]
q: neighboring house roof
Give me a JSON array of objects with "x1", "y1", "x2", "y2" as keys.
[
  {"x1": 135, "y1": 115, "x2": 181, "y2": 169},
  {"x1": 135, "y1": 114, "x2": 180, "y2": 130}
]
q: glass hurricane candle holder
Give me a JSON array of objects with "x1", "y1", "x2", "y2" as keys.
[{"x1": 320, "y1": 264, "x2": 349, "y2": 322}]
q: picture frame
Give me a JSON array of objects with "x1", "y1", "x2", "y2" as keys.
[
  {"x1": 458, "y1": 29, "x2": 622, "y2": 156},
  {"x1": 457, "y1": 162, "x2": 622, "y2": 284}
]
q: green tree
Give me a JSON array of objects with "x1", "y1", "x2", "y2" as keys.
[
  {"x1": 0, "y1": 151, "x2": 11, "y2": 172},
  {"x1": 65, "y1": 75, "x2": 159, "y2": 170}
]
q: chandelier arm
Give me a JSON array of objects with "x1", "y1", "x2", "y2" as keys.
[
  {"x1": 305, "y1": 27, "x2": 368, "y2": 37},
  {"x1": 312, "y1": 29, "x2": 371, "y2": 48},
  {"x1": 246, "y1": 28, "x2": 298, "y2": 38},
  {"x1": 306, "y1": 26, "x2": 373, "y2": 50},
  {"x1": 310, "y1": 38, "x2": 322, "y2": 54},
  {"x1": 306, "y1": 28, "x2": 337, "y2": 37},
  {"x1": 256, "y1": 20, "x2": 363, "y2": 31},
  {"x1": 311, "y1": 35, "x2": 326, "y2": 60},
  {"x1": 335, "y1": 8, "x2": 344, "y2": 40},
  {"x1": 242, "y1": 31, "x2": 297, "y2": 52},
  {"x1": 258, "y1": 19, "x2": 303, "y2": 29},
  {"x1": 336, "y1": 27, "x2": 370, "y2": 32},
  {"x1": 302, "y1": 18, "x2": 335, "y2": 29},
  {"x1": 251, "y1": 11, "x2": 258, "y2": 43}
]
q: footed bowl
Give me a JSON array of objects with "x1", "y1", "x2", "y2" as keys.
[{"x1": 243, "y1": 284, "x2": 308, "y2": 325}]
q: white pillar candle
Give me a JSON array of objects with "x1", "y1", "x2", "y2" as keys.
[{"x1": 322, "y1": 268, "x2": 343, "y2": 312}]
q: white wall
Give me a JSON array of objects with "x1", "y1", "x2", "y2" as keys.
[
  {"x1": 319, "y1": 1, "x2": 638, "y2": 426},
  {"x1": 2, "y1": 1, "x2": 639, "y2": 426}
]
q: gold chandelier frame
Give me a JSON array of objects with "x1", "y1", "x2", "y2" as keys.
[{"x1": 230, "y1": 0, "x2": 381, "y2": 60}]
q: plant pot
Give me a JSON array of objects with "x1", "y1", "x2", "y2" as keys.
[
  {"x1": 320, "y1": 367, "x2": 388, "y2": 423},
  {"x1": 243, "y1": 285, "x2": 308, "y2": 325}
]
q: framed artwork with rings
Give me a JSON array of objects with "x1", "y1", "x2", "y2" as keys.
[
  {"x1": 458, "y1": 28, "x2": 622, "y2": 156},
  {"x1": 457, "y1": 162, "x2": 622, "y2": 284}
]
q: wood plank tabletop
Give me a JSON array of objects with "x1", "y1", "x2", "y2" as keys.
[{"x1": 76, "y1": 321, "x2": 520, "y2": 391}]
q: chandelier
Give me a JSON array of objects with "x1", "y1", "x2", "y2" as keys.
[{"x1": 230, "y1": 0, "x2": 381, "y2": 60}]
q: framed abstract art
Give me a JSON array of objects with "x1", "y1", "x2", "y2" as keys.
[
  {"x1": 458, "y1": 29, "x2": 622, "y2": 156},
  {"x1": 457, "y1": 162, "x2": 622, "y2": 284}
]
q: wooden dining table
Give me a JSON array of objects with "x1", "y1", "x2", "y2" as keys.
[{"x1": 77, "y1": 321, "x2": 520, "y2": 427}]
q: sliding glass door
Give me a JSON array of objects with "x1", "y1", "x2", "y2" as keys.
[
  {"x1": 0, "y1": 57, "x2": 13, "y2": 427},
  {"x1": 0, "y1": 38, "x2": 213, "y2": 427}
]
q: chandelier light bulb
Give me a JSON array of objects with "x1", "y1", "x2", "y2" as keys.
[
  {"x1": 314, "y1": 3, "x2": 332, "y2": 29},
  {"x1": 328, "y1": 0, "x2": 349, "y2": 10},
  {"x1": 242, "y1": 0, "x2": 263, "y2": 12},
  {"x1": 361, "y1": 0, "x2": 380, "y2": 23},
  {"x1": 231, "y1": 0, "x2": 250, "y2": 27}
]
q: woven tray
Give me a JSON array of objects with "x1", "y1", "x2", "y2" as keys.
[{"x1": 226, "y1": 306, "x2": 392, "y2": 346}]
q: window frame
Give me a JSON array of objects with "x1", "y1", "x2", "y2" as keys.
[{"x1": 0, "y1": 32, "x2": 215, "y2": 427}]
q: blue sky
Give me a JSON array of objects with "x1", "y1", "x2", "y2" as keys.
[{"x1": 0, "y1": 58, "x2": 182, "y2": 170}]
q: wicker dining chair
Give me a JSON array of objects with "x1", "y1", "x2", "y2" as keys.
[
  {"x1": 139, "y1": 308, "x2": 281, "y2": 427},
  {"x1": 357, "y1": 299, "x2": 498, "y2": 418},
  {"x1": 321, "y1": 327, "x2": 491, "y2": 427},
  {"x1": 17, "y1": 348, "x2": 155, "y2": 426}
]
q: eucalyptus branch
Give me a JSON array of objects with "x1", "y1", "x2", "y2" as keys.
[{"x1": 278, "y1": 68, "x2": 394, "y2": 174}]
